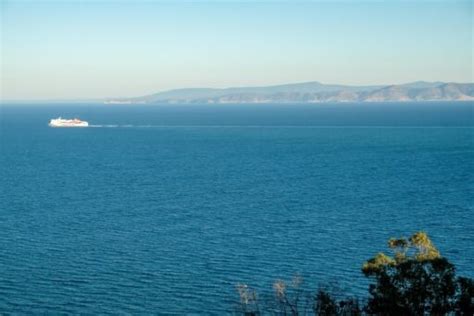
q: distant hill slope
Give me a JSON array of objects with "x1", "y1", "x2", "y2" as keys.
[{"x1": 105, "y1": 81, "x2": 474, "y2": 104}]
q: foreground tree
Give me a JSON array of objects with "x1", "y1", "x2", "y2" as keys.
[
  {"x1": 313, "y1": 288, "x2": 361, "y2": 316},
  {"x1": 363, "y1": 231, "x2": 473, "y2": 315},
  {"x1": 236, "y1": 283, "x2": 260, "y2": 315},
  {"x1": 456, "y1": 277, "x2": 474, "y2": 314},
  {"x1": 235, "y1": 231, "x2": 473, "y2": 315},
  {"x1": 236, "y1": 277, "x2": 360, "y2": 316}
]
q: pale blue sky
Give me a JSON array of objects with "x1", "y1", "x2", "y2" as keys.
[{"x1": 1, "y1": 0, "x2": 472, "y2": 100}]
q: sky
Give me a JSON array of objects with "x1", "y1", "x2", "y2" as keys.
[{"x1": 0, "y1": 0, "x2": 472, "y2": 100}]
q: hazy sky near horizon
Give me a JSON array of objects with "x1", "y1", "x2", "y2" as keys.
[{"x1": 1, "y1": 0, "x2": 472, "y2": 100}]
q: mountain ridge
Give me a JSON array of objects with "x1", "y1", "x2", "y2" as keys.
[{"x1": 105, "y1": 81, "x2": 474, "y2": 104}]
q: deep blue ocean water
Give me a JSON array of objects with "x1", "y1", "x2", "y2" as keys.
[{"x1": 1, "y1": 103, "x2": 473, "y2": 314}]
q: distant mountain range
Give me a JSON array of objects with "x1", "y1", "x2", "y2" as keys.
[{"x1": 105, "y1": 81, "x2": 474, "y2": 104}]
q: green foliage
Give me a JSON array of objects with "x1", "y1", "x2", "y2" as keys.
[
  {"x1": 409, "y1": 231, "x2": 441, "y2": 262},
  {"x1": 455, "y1": 277, "x2": 474, "y2": 315},
  {"x1": 362, "y1": 231, "x2": 440, "y2": 275},
  {"x1": 363, "y1": 231, "x2": 472, "y2": 315},
  {"x1": 364, "y1": 257, "x2": 457, "y2": 315},
  {"x1": 314, "y1": 290, "x2": 338, "y2": 316},
  {"x1": 314, "y1": 289, "x2": 361, "y2": 316},
  {"x1": 362, "y1": 253, "x2": 395, "y2": 274}
]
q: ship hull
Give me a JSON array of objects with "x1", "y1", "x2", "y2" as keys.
[{"x1": 49, "y1": 123, "x2": 89, "y2": 127}]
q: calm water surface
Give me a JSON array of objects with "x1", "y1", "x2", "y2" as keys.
[{"x1": 1, "y1": 103, "x2": 473, "y2": 314}]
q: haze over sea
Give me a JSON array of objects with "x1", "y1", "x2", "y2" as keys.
[{"x1": 1, "y1": 103, "x2": 473, "y2": 314}]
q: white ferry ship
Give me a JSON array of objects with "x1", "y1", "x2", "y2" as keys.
[{"x1": 49, "y1": 117, "x2": 89, "y2": 127}]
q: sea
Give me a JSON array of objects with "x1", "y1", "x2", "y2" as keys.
[{"x1": 0, "y1": 102, "x2": 473, "y2": 314}]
